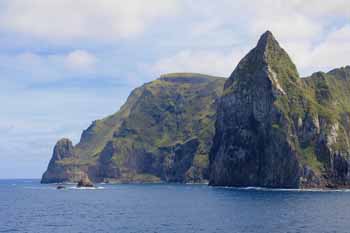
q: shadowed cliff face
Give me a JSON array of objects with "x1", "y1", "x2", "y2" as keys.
[
  {"x1": 209, "y1": 31, "x2": 350, "y2": 188},
  {"x1": 42, "y1": 139, "x2": 87, "y2": 183},
  {"x1": 41, "y1": 74, "x2": 225, "y2": 184},
  {"x1": 209, "y1": 31, "x2": 301, "y2": 188}
]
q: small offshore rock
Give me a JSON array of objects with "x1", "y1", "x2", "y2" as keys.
[{"x1": 77, "y1": 176, "x2": 94, "y2": 188}]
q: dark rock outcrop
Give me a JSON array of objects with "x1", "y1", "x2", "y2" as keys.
[
  {"x1": 159, "y1": 138, "x2": 200, "y2": 182},
  {"x1": 77, "y1": 176, "x2": 94, "y2": 188},
  {"x1": 209, "y1": 31, "x2": 350, "y2": 189}
]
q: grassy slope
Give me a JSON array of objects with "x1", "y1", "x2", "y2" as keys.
[
  {"x1": 274, "y1": 64, "x2": 350, "y2": 173},
  {"x1": 57, "y1": 73, "x2": 225, "y2": 181},
  {"x1": 302, "y1": 66, "x2": 350, "y2": 151}
]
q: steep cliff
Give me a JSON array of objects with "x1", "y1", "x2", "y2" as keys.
[
  {"x1": 42, "y1": 73, "x2": 225, "y2": 183},
  {"x1": 209, "y1": 31, "x2": 350, "y2": 188},
  {"x1": 41, "y1": 138, "x2": 87, "y2": 183}
]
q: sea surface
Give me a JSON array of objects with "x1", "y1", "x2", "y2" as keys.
[{"x1": 1, "y1": 180, "x2": 350, "y2": 233}]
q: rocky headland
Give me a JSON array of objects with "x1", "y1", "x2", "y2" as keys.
[
  {"x1": 42, "y1": 73, "x2": 225, "y2": 184},
  {"x1": 42, "y1": 31, "x2": 350, "y2": 189}
]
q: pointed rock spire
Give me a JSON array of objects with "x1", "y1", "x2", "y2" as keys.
[
  {"x1": 225, "y1": 30, "x2": 299, "y2": 90},
  {"x1": 254, "y1": 30, "x2": 288, "y2": 63},
  {"x1": 256, "y1": 30, "x2": 280, "y2": 51},
  {"x1": 210, "y1": 31, "x2": 303, "y2": 189}
]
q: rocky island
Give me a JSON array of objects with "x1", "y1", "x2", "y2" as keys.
[{"x1": 42, "y1": 31, "x2": 350, "y2": 189}]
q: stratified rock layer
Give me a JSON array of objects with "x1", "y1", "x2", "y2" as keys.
[
  {"x1": 209, "y1": 31, "x2": 350, "y2": 188},
  {"x1": 41, "y1": 74, "x2": 225, "y2": 183}
]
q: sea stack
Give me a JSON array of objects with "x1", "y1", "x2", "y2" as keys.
[{"x1": 209, "y1": 31, "x2": 350, "y2": 189}]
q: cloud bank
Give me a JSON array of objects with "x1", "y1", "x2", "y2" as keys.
[{"x1": 0, "y1": 0, "x2": 179, "y2": 41}]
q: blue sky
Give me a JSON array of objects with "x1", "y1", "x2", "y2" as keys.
[{"x1": 1, "y1": 0, "x2": 349, "y2": 178}]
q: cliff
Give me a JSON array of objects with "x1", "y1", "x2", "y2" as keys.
[
  {"x1": 42, "y1": 73, "x2": 225, "y2": 183},
  {"x1": 209, "y1": 31, "x2": 350, "y2": 188}
]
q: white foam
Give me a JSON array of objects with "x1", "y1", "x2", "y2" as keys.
[
  {"x1": 220, "y1": 186, "x2": 350, "y2": 192},
  {"x1": 69, "y1": 186, "x2": 104, "y2": 190}
]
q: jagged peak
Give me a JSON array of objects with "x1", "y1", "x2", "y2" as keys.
[
  {"x1": 254, "y1": 31, "x2": 291, "y2": 64},
  {"x1": 328, "y1": 65, "x2": 350, "y2": 74},
  {"x1": 52, "y1": 138, "x2": 75, "y2": 161},
  {"x1": 225, "y1": 30, "x2": 299, "y2": 92},
  {"x1": 56, "y1": 138, "x2": 73, "y2": 145},
  {"x1": 326, "y1": 66, "x2": 350, "y2": 81},
  {"x1": 236, "y1": 30, "x2": 294, "y2": 70},
  {"x1": 256, "y1": 30, "x2": 280, "y2": 52}
]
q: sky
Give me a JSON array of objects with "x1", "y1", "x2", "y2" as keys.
[{"x1": 0, "y1": 0, "x2": 349, "y2": 179}]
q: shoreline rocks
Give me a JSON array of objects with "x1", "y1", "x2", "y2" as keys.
[{"x1": 77, "y1": 176, "x2": 94, "y2": 188}]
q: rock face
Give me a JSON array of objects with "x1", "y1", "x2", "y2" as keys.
[
  {"x1": 209, "y1": 31, "x2": 350, "y2": 188},
  {"x1": 42, "y1": 138, "x2": 87, "y2": 183},
  {"x1": 41, "y1": 74, "x2": 225, "y2": 184}
]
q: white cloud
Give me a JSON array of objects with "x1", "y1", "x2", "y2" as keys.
[
  {"x1": 148, "y1": 48, "x2": 247, "y2": 77},
  {"x1": 0, "y1": 50, "x2": 99, "y2": 84},
  {"x1": 290, "y1": 0, "x2": 350, "y2": 17},
  {"x1": 305, "y1": 26, "x2": 350, "y2": 72},
  {"x1": 0, "y1": 0, "x2": 348, "y2": 77},
  {"x1": 65, "y1": 50, "x2": 97, "y2": 71},
  {"x1": 0, "y1": 0, "x2": 180, "y2": 41},
  {"x1": 146, "y1": 0, "x2": 350, "y2": 77}
]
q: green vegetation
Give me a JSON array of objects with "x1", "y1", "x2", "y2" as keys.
[
  {"x1": 160, "y1": 72, "x2": 223, "y2": 79},
  {"x1": 220, "y1": 31, "x2": 350, "y2": 186},
  {"x1": 300, "y1": 145, "x2": 323, "y2": 175},
  {"x1": 46, "y1": 73, "x2": 225, "y2": 183}
]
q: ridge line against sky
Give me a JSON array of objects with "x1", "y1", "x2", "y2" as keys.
[{"x1": 0, "y1": 0, "x2": 349, "y2": 178}]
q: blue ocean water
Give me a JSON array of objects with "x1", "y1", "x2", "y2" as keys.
[{"x1": 1, "y1": 180, "x2": 350, "y2": 233}]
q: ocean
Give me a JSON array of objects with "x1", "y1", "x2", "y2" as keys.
[{"x1": 1, "y1": 179, "x2": 350, "y2": 233}]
